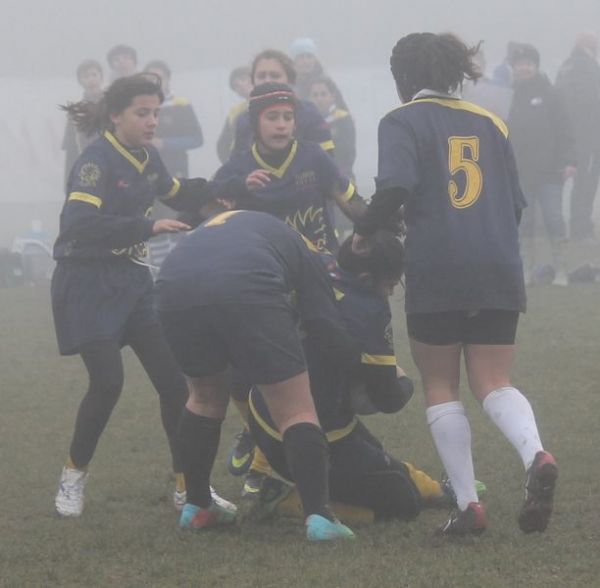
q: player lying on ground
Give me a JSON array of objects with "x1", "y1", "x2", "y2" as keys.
[
  {"x1": 156, "y1": 194, "x2": 363, "y2": 541},
  {"x1": 246, "y1": 233, "x2": 485, "y2": 524}
]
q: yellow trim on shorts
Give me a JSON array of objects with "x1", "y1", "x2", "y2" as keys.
[
  {"x1": 361, "y1": 353, "x2": 397, "y2": 366},
  {"x1": 248, "y1": 393, "x2": 358, "y2": 442},
  {"x1": 68, "y1": 192, "x2": 102, "y2": 208}
]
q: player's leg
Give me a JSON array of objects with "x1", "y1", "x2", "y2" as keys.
[
  {"x1": 257, "y1": 372, "x2": 353, "y2": 540},
  {"x1": 55, "y1": 339, "x2": 124, "y2": 517},
  {"x1": 158, "y1": 306, "x2": 237, "y2": 529},
  {"x1": 407, "y1": 311, "x2": 485, "y2": 536},
  {"x1": 464, "y1": 310, "x2": 557, "y2": 533}
]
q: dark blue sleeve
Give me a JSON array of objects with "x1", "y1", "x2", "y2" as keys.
[
  {"x1": 316, "y1": 146, "x2": 353, "y2": 201},
  {"x1": 60, "y1": 153, "x2": 155, "y2": 250},
  {"x1": 376, "y1": 113, "x2": 420, "y2": 193}
]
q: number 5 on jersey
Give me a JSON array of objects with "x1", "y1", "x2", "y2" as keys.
[{"x1": 448, "y1": 136, "x2": 483, "y2": 209}]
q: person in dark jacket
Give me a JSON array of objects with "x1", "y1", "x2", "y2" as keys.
[
  {"x1": 309, "y1": 76, "x2": 356, "y2": 179},
  {"x1": 144, "y1": 60, "x2": 203, "y2": 178},
  {"x1": 556, "y1": 32, "x2": 600, "y2": 241},
  {"x1": 508, "y1": 44, "x2": 576, "y2": 284}
]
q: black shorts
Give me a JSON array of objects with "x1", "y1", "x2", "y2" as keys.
[
  {"x1": 159, "y1": 304, "x2": 306, "y2": 385},
  {"x1": 406, "y1": 310, "x2": 519, "y2": 345}
]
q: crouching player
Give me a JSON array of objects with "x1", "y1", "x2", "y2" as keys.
[
  {"x1": 155, "y1": 200, "x2": 360, "y2": 541},
  {"x1": 247, "y1": 233, "x2": 474, "y2": 522}
]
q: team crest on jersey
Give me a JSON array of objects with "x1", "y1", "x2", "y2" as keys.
[
  {"x1": 294, "y1": 170, "x2": 317, "y2": 189},
  {"x1": 78, "y1": 163, "x2": 101, "y2": 188},
  {"x1": 286, "y1": 206, "x2": 327, "y2": 250}
]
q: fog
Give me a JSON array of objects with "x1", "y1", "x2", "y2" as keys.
[{"x1": 0, "y1": 0, "x2": 599, "y2": 245}]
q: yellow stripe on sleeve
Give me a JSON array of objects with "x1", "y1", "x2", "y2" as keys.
[
  {"x1": 361, "y1": 353, "x2": 397, "y2": 366},
  {"x1": 68, "y1": 192, "x2": 102, "y2": 208},
  {"x1": 163, "y1": 177, "x2": 181, "y2": 199},
  {"x1": 340, "y1": 182, "x2": 356, "y2": 202}
]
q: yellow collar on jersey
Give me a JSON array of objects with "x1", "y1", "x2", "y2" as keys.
[
  {"x1": 251, "y1": 140, "x2": 298, "y2": 178},
  {"x1": 104, "y1": 130, "x2": 150, "y2": 173}
]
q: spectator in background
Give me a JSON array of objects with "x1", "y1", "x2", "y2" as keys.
[
  {"x1": 62, "y1": 59, "x2": 104, "y2": 186},
  {"x1": 508, "y1": 44, "x2": 576, "y2": 285},
  {"x1": 106, "y1": 44, "x2": 137, "y2": 81},
  {"x1": 462, "y1": 47, "x2": 513, "y2": 120},
  {"x1": 290, "y1": 37, "x2": 324, "y2": 100},
  {"x1": 492, "y1": 41, "x2": 519, "y2": 87},
  {"x1": 217, "y1": 66, "x2": 253, "y2": 163},
  {"x1": 556, "y1": 32, "x2": 600, "y2": 242},
  {"x1": 231, "y1": 49, "x2": 334, "y2": 157},
  {"x1": 144, "y1": 60, "x2": 204, "y2": 178},
  {"x1": 309, "y1": 76, "x2": 356, "y2": 179}
]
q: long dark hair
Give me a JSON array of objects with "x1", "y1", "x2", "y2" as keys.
[
  {"x1": 390, "y1": 33, "x2": 482, "y2": 101},
  {"x1": 60, "y1": 73, "x2": 164, "y2": 136}
]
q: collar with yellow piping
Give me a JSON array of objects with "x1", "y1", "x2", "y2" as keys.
[
  {"x1": 251, "y1": 140, "x2": 298, "y2": 179},
  {"x1": 103, "y1": 130, "x2": 150, "y2": 173}
]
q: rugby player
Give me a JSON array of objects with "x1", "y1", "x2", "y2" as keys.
[
  {"x1": 353, "y1": 32, "x2": 558, "y2": 536},
  {"x1": 156, "y1": 200, "x2": 360, "y2": 541},
  {"x1": 52, "y1": 74, "x2": 232, "y2": 517}
]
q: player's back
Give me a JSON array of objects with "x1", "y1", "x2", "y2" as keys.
[
  {"x1": 156, "y1": 210, "x2": 313, "y2": 311},
  {"x1": 377, "y1": 97, "x2": 526, "y2": 313}
]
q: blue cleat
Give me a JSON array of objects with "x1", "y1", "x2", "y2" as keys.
[
  {"x1": 305, "y1": 514, "x2": 355, "y2": 541},
  {"x1": 179, "y1": 501, "x2": 237, "y2": 530}
]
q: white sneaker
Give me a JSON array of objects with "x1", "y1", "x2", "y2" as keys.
[
  {"x1": 173, "y1": 488, "x2": 187, "y2": 511},
  {"x1": 55, "y1": 466, "x2": 88, "y2": 517},
  {"x1": 210, "y1": 486, "x2": 238, "y2": 515},
  {"x1": 173, "y1": 484, "x2": 237, "y2": 514}
]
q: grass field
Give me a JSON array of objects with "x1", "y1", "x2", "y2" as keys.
[{"x1": 1, "y1": 281, "x2": 600, "y2": 588}]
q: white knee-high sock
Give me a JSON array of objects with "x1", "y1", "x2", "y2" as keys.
[
  {"x1": 482, "y1": 387, "x2": 543, "y2": 470},
  {"x1": 426, "y1": 401, "x2": 478, "y2": 511}
]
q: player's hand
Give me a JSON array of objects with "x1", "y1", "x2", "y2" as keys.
[
  {"x1": 246, "y1": 169, "x2": 272, "y2": 191},
  {"x1": 152, "y1": 219, "x2": 192, "y2": 235},
  {"x1": 563, "y1": 165, "x2": 577, "y2": 181},
  {"x1": 351, "y1": 233, "x2": 372, "y2": 256}
]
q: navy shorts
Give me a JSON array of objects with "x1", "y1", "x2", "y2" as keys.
[
  {"x1": 406, "y1": 310, "x2": 519, "y2": 345},
  {"x1": 159, "y1": 303, "x2": 307, "y2": 384}
]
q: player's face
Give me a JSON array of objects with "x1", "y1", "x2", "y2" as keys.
[
  {"x1": 110, "y1": 94, "x2": 160, "y2": 148},
  {"x1": 111, "y1": 54, "x2": 137, "y2": 77},
  {"x1": 257, "y1": 105, "x2": 295, "y2": 152},
  {"x1": 233, "y1": 74, "x2": 253, "y2": 99},
  {"x1": 79, "y1": 68, "x2": 103, "y2": 94},
  {"x1": 253, "y1": 59, "x2": 289, "y2": 85},
  {"x1": 294, "y1": 53, "x2": 317, "y2": 75},
  {"x1": 512, "y1": 59, "x2": 538, "y2": 82},
  {"x1": 309, "y1": 82, "x2": 334, "y2": 115}
]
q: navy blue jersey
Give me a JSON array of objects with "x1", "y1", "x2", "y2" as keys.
[
  {"x1": 214, "y1": 140, "x2": 354, "y2": 251},
  {"x1": 54, "y1": 131, "x2": 186, "y2": 263},
  {"x1": 253, "y1": 253, "x2": 398, "y2": 433},
  {"x1": 232, "y1": 98, "x2": 334, "y2": 155},
  {"x1": 377, "y1": 97, "x2": 527, "y2": 313},
  {"x1": 155, "y1": 210, "x2": 339, "y2": 325}
]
